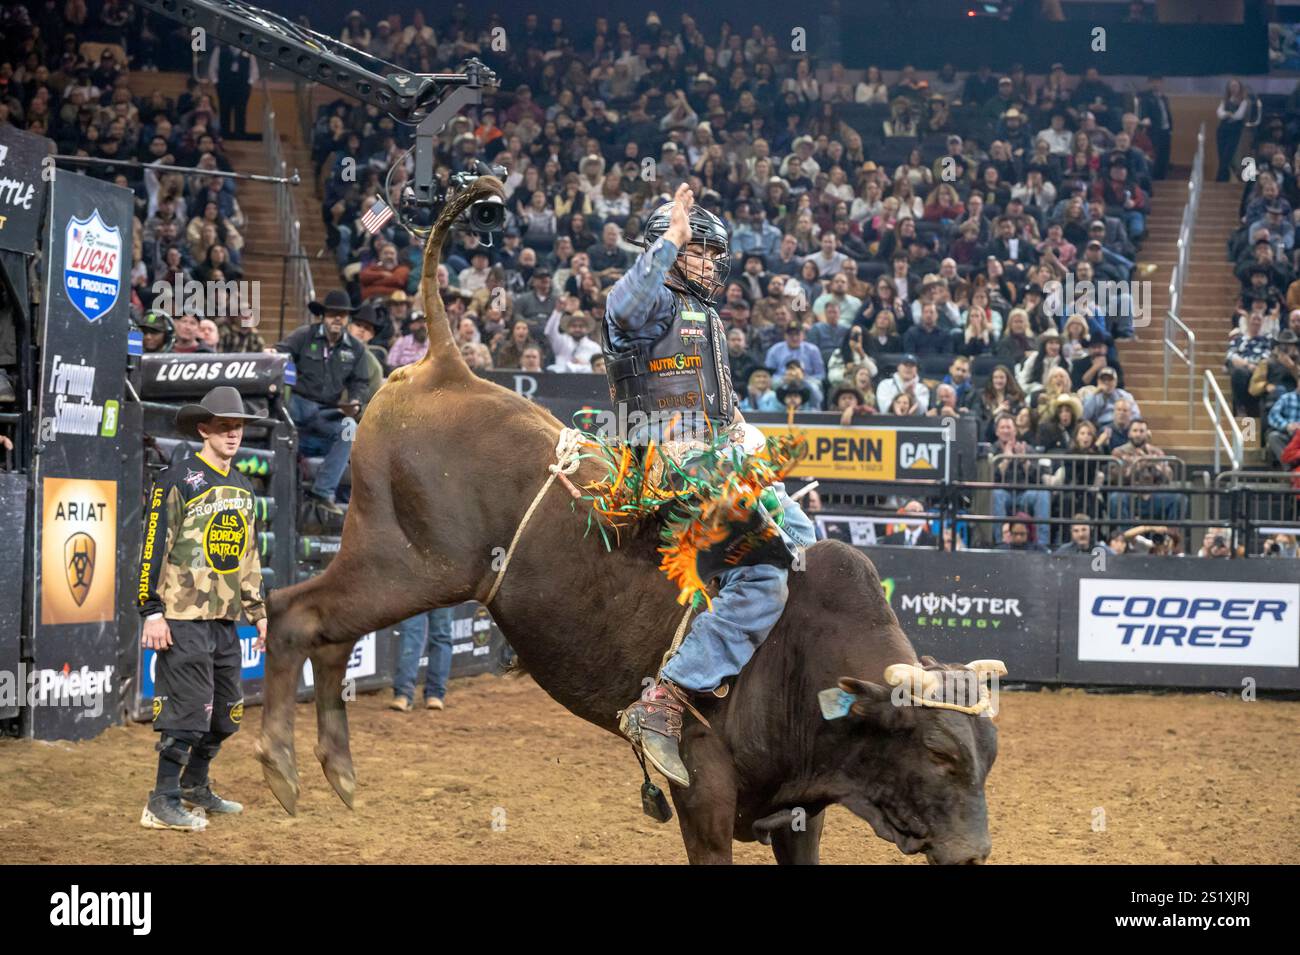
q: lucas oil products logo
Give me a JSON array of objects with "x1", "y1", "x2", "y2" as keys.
[{"x1": 63, "y1": 210, "x2": 122, "y2": 323}]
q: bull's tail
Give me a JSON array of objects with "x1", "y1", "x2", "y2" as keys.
[{"x1": 415, "y1": 177, "x2": 507, "y2": 374}]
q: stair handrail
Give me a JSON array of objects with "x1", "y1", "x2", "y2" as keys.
[
  {"x1": 1202, "y1": 370, "x2": 1243, "y2": 472},
  {"x1": 1164, "y1": 123, "x2": 1205, "y2": 420},
  {"x1": 261, "y1": 79, "x2": 315, "y2": 338}
]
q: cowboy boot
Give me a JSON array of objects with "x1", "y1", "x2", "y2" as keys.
[{"x1": 619, "y1": 680, "x2": 690, "y2": 787}]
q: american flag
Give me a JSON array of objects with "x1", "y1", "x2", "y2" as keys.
[{"x1": 360, "y1": 195, "x2": 395, "y2": 235}]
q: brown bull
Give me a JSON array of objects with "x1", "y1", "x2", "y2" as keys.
[{"x1": 258, "y1": 177, "x2": 1001, "y2": 864}]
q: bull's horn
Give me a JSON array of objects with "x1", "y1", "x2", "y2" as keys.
[
  {"x1": 965, "y1": 659, "x2": 1008, "y2": 677},
  {"x1": 884, "y1": 663, "x2": 940, "y2": 696}
]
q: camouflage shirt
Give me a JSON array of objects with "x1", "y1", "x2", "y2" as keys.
[{"x1": 137, "y1": 451, "x2": 266, "y2": 622}]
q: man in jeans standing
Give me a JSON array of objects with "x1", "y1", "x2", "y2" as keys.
[
  {"x1": 390, "y1": 608, "x2": 455, "y2": 711},
  {"x1": 276, "y1": 290, "x2": 373, "y2": 513}
]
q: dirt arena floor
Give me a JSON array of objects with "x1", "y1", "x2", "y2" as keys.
[{"x1": 2, "y1": 674, "x2": 1297, "y2": 864}]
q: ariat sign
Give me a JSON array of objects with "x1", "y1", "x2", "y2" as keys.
[{"x1": 1078, "y1": 579, "x2": 1300, "y2": 667}]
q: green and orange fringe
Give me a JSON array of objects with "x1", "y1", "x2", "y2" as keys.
[{"x1": 566, "y1": 418, "x2": 808, "y2": 611}]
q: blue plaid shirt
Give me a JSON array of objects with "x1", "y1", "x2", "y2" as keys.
[{"x1": 1268, "y1": 389, "x2": 1300, "y2": 431}]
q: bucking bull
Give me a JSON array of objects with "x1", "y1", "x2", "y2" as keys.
[{"x1": 258, "y1": 177, "x2": 1003, "y2": 864}]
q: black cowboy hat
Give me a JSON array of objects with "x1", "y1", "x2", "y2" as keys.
[
  {"x1": 176, "y1": 385, "x2": 266, "y2": 439},
  {"x1": 308, "y1": 289, "x2": 358, "y2": 317}
]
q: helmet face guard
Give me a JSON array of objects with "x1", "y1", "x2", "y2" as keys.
[{"x1": 641, "y1": 201, "x2": 731, "y2": 302}]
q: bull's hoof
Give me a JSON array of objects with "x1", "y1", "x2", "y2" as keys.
[
  {"x1": 315, "y1": 744, "x2": 356, "y2": 809},
  {"x1": 255, "y1": 738, "x2": 300, "y2": 816}
]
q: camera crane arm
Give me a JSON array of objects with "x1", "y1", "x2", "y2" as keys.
[{"x1": 130, "y1": 0, "x2": 497, "y2": 208}]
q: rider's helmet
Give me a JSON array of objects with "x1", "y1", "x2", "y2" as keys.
[{"x1": 640, "y1": 200, "x2": 731, "y2": 301}]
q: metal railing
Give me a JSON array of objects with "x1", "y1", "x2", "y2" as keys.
[
  {"x1": 1163, "y1": 123, "x2": 1205, "y2": 424},
  {"x1": 261, "y1": 80, "x2": 315, "y2": 340},
  {"x1": 1202, "y1": 370, "x2": 1244, "y2": 471}
]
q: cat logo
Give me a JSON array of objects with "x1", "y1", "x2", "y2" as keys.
[
  {"x1": 151, "y1": 696, "x2": 163, "y2": 721},
  {"x1": 229, "y1": 700, "x2": 244, "y2": 724},
  {"x1": 64, "y1": 532, "x2": 96, "y2": 606},
  {"x1": 900, "y1": 442, "x2": 943, "y2": 470}
]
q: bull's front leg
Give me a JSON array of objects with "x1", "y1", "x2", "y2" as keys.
[{"x1": 669, "y1": 724, "x2": 738, "y2": 864}]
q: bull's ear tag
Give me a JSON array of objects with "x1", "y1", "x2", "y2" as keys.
[{"x1": 818, "y1": 687, "x2": 855, "y2": 720}]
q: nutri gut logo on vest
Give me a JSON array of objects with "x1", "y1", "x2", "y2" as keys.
[{"x1": 63, "y1": 210, "x2": 122, "y2": 323}]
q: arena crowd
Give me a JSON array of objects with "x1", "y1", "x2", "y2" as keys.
[{"x1": 0, "y1": 3, "x2": 1296, "y2": 556}]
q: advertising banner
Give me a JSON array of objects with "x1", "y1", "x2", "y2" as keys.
[
  {"x1": 1077, "y1": 578, "x2": 1300, "y2": 669},
  {"x1": 861, "y1": 547, "x2": 1060, "y2": 682},
  {"x1": 139, "y1": 351, "x2": 292, "y2": 400},
  {"x1": 30, "y1": 173, "x2": 133, "y2": 739},
  {"x1": 0, "y1": 472, "x2": 27, "y2": 720},
  {"x1": 0, "y1": 125, "x2": 51, "y2": 254}
]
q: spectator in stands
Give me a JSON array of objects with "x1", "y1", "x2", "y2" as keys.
[
  {"x1": 277, "y1": 291, "x2": 373, "y2": 513},
  {"x1": 544, "y1": 305, "x2": 601, "y2": 373},
  {"x1": 1083, "y1": 367, "x2": 1141, "y2": 428},
  {"x1": 1250, "y1": 329, "x2": 1300, "y2": 423},
  {"x1": 903, "y1": 302, "x2": 953, "y2": 358},
  {"x1": 877, "y1": 355, "x2": 930, "y2": 415},
  {"x1": 170, "y1": 309, "x2": 206, "y2": 354},
  {"x1": 359, "y1": 242, "x2": 411, "y2": 302},
  {"x1": 513, "y1": 268, "x2": 558, "y2": 330},
  {"x1": 879, "y1": 500, "x2": 937, "y2": 547},
  {"x1": 995, "y1": 308, "x2": 1035, "y2": 365},
  {"x1": 998, "y1": 515, "x2": 1047, "y2": 553},
  {"x1": 1071, "y1": 334, "x2": 1121, "y2": 390},
  {"x1": 741, "y1": 367, "x2": 782, "y2": 412},
  {"x1": 1226, "y1": 307, "x2": 1276, "y2": 416},
  {"x1": 1054, "y1": 516, "x2": 1105, "y2": 556},
  {"x1": 1196, "y1": 530, "x2": 1233, "y2": 559},
  {"x1": 972, "y1": 365, "x2": 1025, "y2": 440},
  {"x1": 1266, "y1": 376, "x2": 1300, "y2": 464},
  {"x1": 1110, "y1": 420, "x2": 1181, "y2": 522},
  {"x1": 1215, "y1": 79, "x2": 1250, "y2": 182},
  {"x1": 990, "y1": 413, "x2": 1051, "y2": 546}
]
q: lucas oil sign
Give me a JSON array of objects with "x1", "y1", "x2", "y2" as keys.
[{"x1": 63, "y1": 210, "x2": 121, "y2": 323}]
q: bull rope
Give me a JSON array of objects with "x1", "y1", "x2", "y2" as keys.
[
  {"x1": 483, "y1": 427, "x2": 585, "y2": 607},
  {"x1": 483, "y1": 426, "x2": 697, "y2": 675}
]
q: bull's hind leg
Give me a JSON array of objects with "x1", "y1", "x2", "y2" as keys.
[
  {"x1": 309, "y1": 640, "x2": 359, "y2": 808},
  {"x1": 769, "y1": 808, "x2": 826, "y2": 865},
  {"x1": 669, "y1": 725, "x2": 737, "y2": 864},
  {"x1": 256, "y1": 585, "x2": 320, "y2": 815}
]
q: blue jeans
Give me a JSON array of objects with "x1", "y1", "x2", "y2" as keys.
[
  {"x1": 992, "y1": 488, "x2": 1051, "y2": 546},
  {"x1": 393, "y1": 607, "x2": 454, "y2": 702},
  {"x1": 1109, "y1": 491, "x2": 1184, "y2": 523},
  {"x1": 290, "y1": 393, "x2": 353, "y2": 502},
  {"x1": 660, "y1": 481, "x2": 816, "y2": 693}
]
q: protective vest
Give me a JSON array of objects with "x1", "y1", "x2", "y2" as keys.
[{"x1": 603, "y1": 290, "x2": 734, "y2": 426}]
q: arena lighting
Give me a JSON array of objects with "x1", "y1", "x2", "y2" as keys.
[{"x1": 129, "y1": 0, "x2": 502, "y2": 234}]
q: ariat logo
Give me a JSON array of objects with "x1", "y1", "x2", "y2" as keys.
[
  {"x1": 151, "y1": 696, "x2": 163, "y2": 721},
  {"x1": 648, "y1": 353, "x2": 702, "y2": 373},
  {"x1": 64, "y1": 532, "x2": 95, "y2": 606},
  {"x1": 229, "y1": 700, "x2": 243, "y2": 724}
]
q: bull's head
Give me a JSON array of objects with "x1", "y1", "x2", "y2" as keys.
[{"x1": 824, "y1": 659, "x2": 1005, "y2": 865}]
